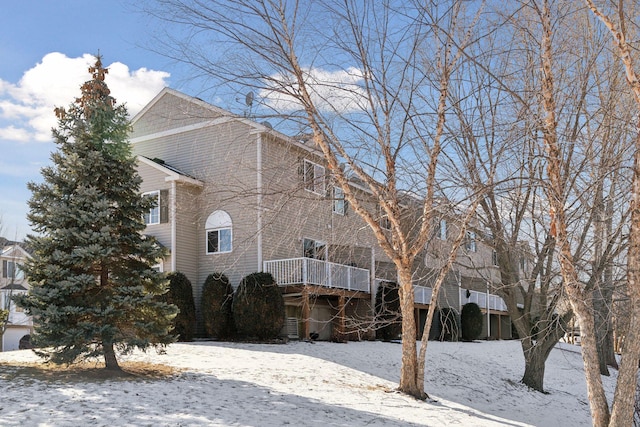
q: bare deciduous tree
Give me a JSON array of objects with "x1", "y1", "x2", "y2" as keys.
[{"x1": 145, "y1": 0, "x2": 484, "y2": 398}]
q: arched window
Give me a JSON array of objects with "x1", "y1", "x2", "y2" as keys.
[{"x1": 206, "y1": 210, "x2": 232, "y2": 254}]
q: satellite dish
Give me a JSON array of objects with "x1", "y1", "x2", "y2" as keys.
[
  {"x1": 245, "y1": 91, "x2": 254, "y2": 107},
  {"x1": 262, "y1": 121, "x2": 273, "y2": 129}
]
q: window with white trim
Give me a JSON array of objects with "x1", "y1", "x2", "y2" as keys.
[
  {"x1": 303, "y1": 159, "x2": 326, "y2": 195},
  {"x1": 143, "y1": 190, "x2": 160, "y2": 225},
  {"x1": 520, "y1": 256, "x2": 527, "y2": 272},
  {"x1": 206, "y1": 210, "x2": 233, "y2": 254},
  {"x1": 438, "y1": 219, "x2": 447, "y2": 240},
  {"x1": 2, "y1": 260, "x2": 23, "y2": 280},
  {"x1": 465, "y1": 231, "x2": 477, "y2": 252},
  {"x1": 379, "y1": 209, "x2": 391, "y2": 230},
  {"x1": 333, "y1": 186, "x2": 346, "y2": 215},
  {"x1": 303, "y1": 238, "x2": 326, "y2": 260}
]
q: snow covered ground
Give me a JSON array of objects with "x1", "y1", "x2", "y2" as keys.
[{"x1": 0, "y1": 339, "x2": 616, "y2": 426}]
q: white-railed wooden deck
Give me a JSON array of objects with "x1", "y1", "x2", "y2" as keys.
[
  {"x1": 263, "y1": 257, "x2": 370, "y2": 293},
  {"x1": 461, "y1": 288, "x2": 508, "y2": 312}
]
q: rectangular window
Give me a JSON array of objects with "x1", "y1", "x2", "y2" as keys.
[
  {"x1": 207, "y1": 228, "x2": 232, "y2": 254},
  {"x1": 333, "y1": 186, "x2": 346, "y2": 215},
  {"x1": 439, "y1": 219, "x2": 447, "y2": 240},
  {"x1": 303, "y1": 238, "x2": 326, "y2": 260},
  {"x1": 492, "y1": 250, "x2": 499, "y2": 266},
  {"x1": 303, "y1": 160, "x2": 326, "y2": 195},
  {"x1": 465, "y1": 231, "x2": 477, "y2": 252},
  {"x1": 379, "y1": 212, "x2": 391, "y2": 230},
  {"x1": 2, "y1": 260, "x2": 22, "y2": 280},
  {"x1": 143, "y1": 190, "x2": 160, "y2": 225}
]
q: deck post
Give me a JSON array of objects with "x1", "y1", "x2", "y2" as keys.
[
  {"x1": 336, "y1": 295, "x2": 346, "y2": 342},
  {"x1": 302, "y1": 287, "x2": 310, "y2": 340}
]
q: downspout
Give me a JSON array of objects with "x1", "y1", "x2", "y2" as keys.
[
  {"x1": 257, "y1": 133, "x2": 263, "y2": 271},
  {"x1": 170, "y1": 180, "x2": 177, "y2": 272},
  {"x1": 486, "y1": 280, "x2": 491, "y2": 339},
  {"x1": 370, "y1": 247, "x2": 376, "y2": 313},
  {"x1": 456, "y1": 269, "x2": 461, "y2": 312}
]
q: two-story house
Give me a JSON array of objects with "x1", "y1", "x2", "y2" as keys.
[
  {"x1": 0, "y1": 240, "x2": 32, "y2": 351},
  {"x1": 131, "y1": 88, "x2": 511, "y2": 341}
]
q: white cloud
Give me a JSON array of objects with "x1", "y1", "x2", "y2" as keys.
[
  {"x1": 0, "y1": 125, "x2": 32, "y2": 142},
  {"x1": 260, "y1": 66, "x2": 368, "y2": 113},
  {"x1": 0, "y1": 52, "x2": 170, "y2": 143}
]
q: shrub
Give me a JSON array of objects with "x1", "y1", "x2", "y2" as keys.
[
  {"x1": 232, "y1": 272, "x2": 284, "y2": 340},
  {"x1": 374, "y1": 281, "x2": 402, "y2": 340},
  {"x1": 162, "y1": 272, "x2": 196, "y2": 341},
  {"x1": 438, "y1": 307, "x2": 460, "y2": 342},
  {"x1": 201, "y1": 272, "x2": 235, "y2": 339},
  {"x1": 461, "y1": 302, "x2": 483, "y2": 341}
]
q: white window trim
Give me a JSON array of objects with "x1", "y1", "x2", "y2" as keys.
[
  {"x1": 143, "y1": 190, "x2": 160, "y2": 225},
  {"x1": 304, "y1": 159, "x2": 326, "y2": 195},
  {"x1": 466, "y1": 231, "x2": 477, "y2": 252},
  {"x1": 151, "y1": 261, "x2": 164, "y2": 272},
  {"x1": 206, "y1": 227, "x2": 233, "y2": 254},
  {"x1": 303, "y1": 237, "x2": 327, "y2": 260},
  {"x1": 439, "y1": 219, "x2": 447, "y2": 240},
  {"x1": 333, "y1": 186, "x2": 346, "y2": 215},
  {"x1": 205, "y1": 210, "x2": 234, "y2": 255},
  {"x1": 2, "y1": 260, "x2": 23, "y2": 280}
]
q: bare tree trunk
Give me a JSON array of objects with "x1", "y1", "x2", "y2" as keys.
[
  {"x1": 593, "y1": 187, "x2": 610, "y2": 376},
  {"x1": 103, "y1": 339, "x2": 120, "y2": 371},
  {"x1": 397, "y1": 264, "x2": 422, "y2": 399},
  {"x1": 610, "y1": 142, "x2": 640, "y2": 426},
  {"x1": 520, "y1": 321, "x2": 567, "y2": 391},
  {"x1": 603, "y1": 198, "x2": 619, "y2": 370},
  {"x1": 538, "y1": 2, "x2": 610, "y2": 424}
]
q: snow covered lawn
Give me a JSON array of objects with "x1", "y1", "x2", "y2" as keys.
[{"x1": 0, "y1": 340, "x2": 615, "y2": 426}]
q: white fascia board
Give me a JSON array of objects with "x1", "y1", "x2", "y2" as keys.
[
  {"x1": 0, "y1": 245, "x2": 30, "y2": 260},
  {"x1": 130, "y1": 116, "x2": 237, "y2": 145}
]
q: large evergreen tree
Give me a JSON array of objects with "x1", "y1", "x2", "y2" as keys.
[{"x1": 14, "y1": 57, "x2": 176, "y2": 370}]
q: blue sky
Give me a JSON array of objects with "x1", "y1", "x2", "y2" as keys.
[
  {"x1": 0, "y1": 1, "x2": 181, "y2": 239},
  {"x1": 0, "y1": 1, "x2": 408, "y2": 240}
]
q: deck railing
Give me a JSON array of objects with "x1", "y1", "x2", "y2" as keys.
[
  {"x1": 374, "y1": 280, "x2": 434, "y2": 305},
  {"x1": 263, "y1": 257, "x2": 370, "y2": 292},
  {"x1": 460, "y1": 288, "x2": 507, "y2": 312},
  {"x1": 414, "y1": 285, "x2": 433, "y2": 305}
]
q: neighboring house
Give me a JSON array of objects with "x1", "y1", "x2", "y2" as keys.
[
  {"x1": 131, "y1": 88, "x2": 511, "y2": 340},
  {"x1": 0, "y1": 240, "x2": 32, "y2": 351}
]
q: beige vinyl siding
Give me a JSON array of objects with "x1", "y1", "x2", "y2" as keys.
[
  {"x1": 134, "y1": 124, "x2": 260, "y2": 289},
  {"x1": 260, "y1": 136, "x2": 329, "y2": 261},
  {"x1": 259, "y1": 135, "x2": 391, "y2": 271},
  {"x1": 131, "y1": 91, "x2": 226, "y2": 139},
  {"x1": 137, "y1": 161, "x2": 173, "y2": 268},
  {"x1": 174, "y1": 184, "x2": 201, "y2": 293}
]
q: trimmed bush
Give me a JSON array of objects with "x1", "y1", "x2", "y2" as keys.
[
  {"x1": 438, "y1": 307, "x2": 460, "y2": 342},
  {"x1": 201, "y1": 272, "x2": 235, "y2": 339},
  {"x1": 232, "y1": 272, "x2": 285, "y2": 340},
  {"x1": 162, "y1": 272, "x2": 196, "y2": 341},
  {"x1": 374, "y1": 281, "x2": 402, "y2": 340},
  {"x1": 461, "y1": 302, "x2": 483, "y2": 341}
]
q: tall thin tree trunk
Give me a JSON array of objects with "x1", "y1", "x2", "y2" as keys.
[
  {"x1": 609, "y1": 139, "x2": 640, "y2": 426},
  {"x1": 539, "y1": 2, "x2": 610, "y2": 423},
  {"x1": 604, "y1": 198, "x2": 619, "y2": 370},
  {"x1": 397, "y1": 264, "x2": 423, "y2": 399}
]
